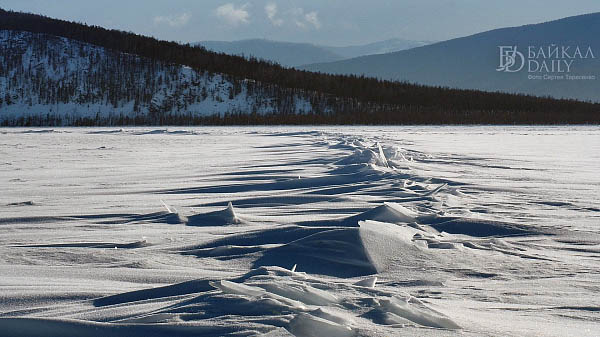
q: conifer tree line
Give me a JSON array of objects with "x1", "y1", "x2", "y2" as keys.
[
  {"x1": 0, "y1": 8, "x2": 599, "y2": 125},
  {"x1": 0, "y1": 30, "x2": 355, "y2": 126}
]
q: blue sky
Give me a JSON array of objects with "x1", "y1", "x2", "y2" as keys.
[{"x1": 1, "y1": 0, "x2": 600, "y2": 45}]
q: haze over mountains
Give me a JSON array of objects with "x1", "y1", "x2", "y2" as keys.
[
  {"x1": 302, "y1": 13, "x2": 600, "y2": 102},
  {"x1": 324, "y1": 39, "x2": 432, "y2": 60},
  {"x1": 197, "y1": 38, "x2": 432, "y2": 67}
]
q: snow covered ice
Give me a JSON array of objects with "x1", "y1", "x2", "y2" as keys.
[{"x1": 0, "y1": 126, "x2": 599, "y2": 336}]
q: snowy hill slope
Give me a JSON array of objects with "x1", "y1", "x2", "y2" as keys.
[{"x1": 0, "y1": 30, "x2": 325, "y2": 125}]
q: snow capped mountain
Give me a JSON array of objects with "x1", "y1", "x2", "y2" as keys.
[{"x1": 0, "y1": 31, "x2": 326, "y2": 126}]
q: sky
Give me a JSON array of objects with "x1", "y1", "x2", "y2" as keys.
[{"x1": 1, "y1": 0, "x2": 600, "y2": 46}]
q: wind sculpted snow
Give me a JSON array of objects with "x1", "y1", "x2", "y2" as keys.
[{"x1": 0, "y1": 126, "x2": 599, "y2": 337}]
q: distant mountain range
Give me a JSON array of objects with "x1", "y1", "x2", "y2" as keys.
[
  {"x1": 196, "y1": 38, "x2": 432, "y2": 67},
  {"x1": 1, "y1": 8, "x2": 598, "y2": 126},
  {"x1": 301, "y1": 13, "x2": 600, "y2": 102}
]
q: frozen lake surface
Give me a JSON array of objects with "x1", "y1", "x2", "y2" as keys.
[{"x1": 0, "y1": 126, "x2": 599, "y2": 336}]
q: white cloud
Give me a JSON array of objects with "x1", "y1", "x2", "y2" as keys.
[
  {"x1": 265, "y1": 3, "x2": 283, "y2": 26},
  {"x1": 215, "y1": 3, "x2": 250, "y2": 26},
  {"x1": 304, "y1": 11, "x2": 321, "y2": 29},
  {"x1": 153, "y1": 13, "x2": 191, "y2": 27},
  {"x1": 290, "y1": 8, "x2": 321, "y2": 30}
]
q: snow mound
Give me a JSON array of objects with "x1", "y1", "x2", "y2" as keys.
[
  {"x1": 349, "y1": 203, "x2": 418, "y2": 225},
  {"x1": 377, "y1": 296, "x2": 461, "y2": 330},
  {"x1": 307, "y1": 202, "x2": 421, "y2": 228},
  {"x1": 335, "y1": 148, "x2": 389, "y2": 168},
  {"x1": 289, "y1": 313, "x2": 354, "y2": 337},
  {"x1": 254, "y1": 228, "x2": 378, "y2": 277},
  {"x1": 186, "y1": 202, "x2": 245, "y2": 226},
  {"x1": 255, "y1": 220, "x2": 424, "y2": 277}
]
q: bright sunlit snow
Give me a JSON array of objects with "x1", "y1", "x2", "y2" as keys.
[{"x1": 0, "y1": 126, "x2": 599, "y2": 337}]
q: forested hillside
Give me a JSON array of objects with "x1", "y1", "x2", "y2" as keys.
[
  {"x1": 0, "y1": 8, "x2": 599, "y2": 125},
  {"x1": 0, "y1": 30, "x2": 340, "y2": 126}
]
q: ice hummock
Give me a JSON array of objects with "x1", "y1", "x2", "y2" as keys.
[{"x1": 86, "y1": 265, "x2": 460, "y2": 337}]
